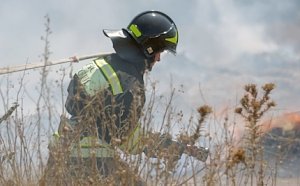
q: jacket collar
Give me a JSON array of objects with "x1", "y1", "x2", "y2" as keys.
[{"x1": 103, "y1": 29, "x2": 154, "y2": 73}]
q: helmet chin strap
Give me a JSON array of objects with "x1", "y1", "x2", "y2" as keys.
[
  {"x1": 144, "y1": 57, "x2": 155, "y2": 71},
  {"x1": 143, "y1": 47, "x2": 156, "y2": 71}
]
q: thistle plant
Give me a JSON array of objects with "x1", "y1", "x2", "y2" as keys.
[{"x1": 235, "y1": 83, "x2": 276, "y2": 186}]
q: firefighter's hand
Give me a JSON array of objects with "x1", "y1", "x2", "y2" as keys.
[
  {"x1": 185, "y1": 145, "x2": 209, "y2": 162},
  {"x1": 69, "y1": 56, "x2": 79, "y2": 63},
  {"x1": 143, "y1": 132, "x2": 184, "y2": 160}
]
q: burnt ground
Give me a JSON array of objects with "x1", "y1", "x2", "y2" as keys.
[{"x1": 261, "y1": 127, "x2": 300, "y2": 178}]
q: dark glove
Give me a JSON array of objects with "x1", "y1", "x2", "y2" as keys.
[{"x1": 184, "y1": 145, "x2": 209, "y2": 162}]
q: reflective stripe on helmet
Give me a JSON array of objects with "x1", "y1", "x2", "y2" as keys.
[
  {"x1": 165, "y1": 31, "x2": 178, "y2": 44},
  {"x1": 94, "y1": 59, "x2": 123, "y2": 95},
  {"x1": 129, "y1": 24, "x2": 142, "y2": 37}
]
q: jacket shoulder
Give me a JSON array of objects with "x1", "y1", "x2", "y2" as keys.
[{"x1": 75, "y1": 60, "x2": 109, "y2": 96}]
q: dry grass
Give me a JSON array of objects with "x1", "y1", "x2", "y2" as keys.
[{"x1": 0, "y1": 16, "x2": 299, "y2": 186}]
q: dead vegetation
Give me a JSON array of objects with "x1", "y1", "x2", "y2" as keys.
[{"x1": 0, "y1": 16, "x2": 299, "y2": 186}]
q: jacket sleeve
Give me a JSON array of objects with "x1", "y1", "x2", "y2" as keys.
[
  {"x1": 119, "y1": 124, "x2": 145, "y2": 154},
  {"x1": 65, "y1": 74, "x2": 89, "y2": 116},
  {"x1": 107, "y1": 81, "x2": 145, "y2": 150}
]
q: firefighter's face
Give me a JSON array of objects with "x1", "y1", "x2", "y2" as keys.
[{"x1": 150, "y1": 52, "x2": 161, "y2": 68}]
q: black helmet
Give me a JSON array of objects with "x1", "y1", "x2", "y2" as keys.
[{"x1": 126, "y1": 10, "x2": 178, "y2": 58}]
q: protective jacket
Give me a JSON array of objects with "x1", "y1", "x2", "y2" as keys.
[{"x1": 64, "y1": 29, "x2": 149, "y2": 156}]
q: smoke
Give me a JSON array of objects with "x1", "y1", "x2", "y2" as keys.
[
  {"x1": 230, "y1": 112, "x2": 300, "y2": 177},
  {"x1": 260, "y1": 112, "x2": 300, "y2": 133}
]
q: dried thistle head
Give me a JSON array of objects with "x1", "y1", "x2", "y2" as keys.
[
  {"x1": 197, "y1": 105, "x2": 213, "y2": 117},
  {"x1": 191, "y1": 105, "x2": 212, "y2": 143},
  {"x1": 235, "y1": 107, "x2": 243, "y2": 114},
  {"x1": 240, "y1": 94, "x2": 250, "y2": 108},
  {"x1": 245, "y1": 84, "x2": 258, "y2": 98},
  {"x1": 262, "y1": 83, "x2": 275, "y2": 93},
  {"x1": 267, "y1": 101, "x2": 276, "y2": 108},
  {"x1": 178, "y1": 133, "x2": 191, "y2": 144},
  {"x1": 238, "y1": 83, "x2": 276, "y2": 117},
  {"x1": 226, "y1": 147, "x2": 246, "y2": 171},
  {"x1": 251, "y1": 100, "x2": 261, "y2": 111}
]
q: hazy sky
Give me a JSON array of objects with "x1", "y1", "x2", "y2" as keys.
[{"x1": 1, "y1": 0, "x2": 300, "y2": 119}]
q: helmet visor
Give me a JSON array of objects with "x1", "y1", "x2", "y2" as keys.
[
  {"x1": 160, "y1": 24, "x2": 178, "y2": 52},
  {"x1": 145, "y1": 25, "x2": 178, "y2": 54}
]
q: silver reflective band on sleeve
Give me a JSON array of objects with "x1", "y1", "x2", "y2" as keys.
[{"x1": 94, "y1": 59, "x2": 123, "y2": 95}]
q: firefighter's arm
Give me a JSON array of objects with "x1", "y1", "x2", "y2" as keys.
[
  {"x1": 118, "y1": 126, "x2": 179, "y2": 156},
  {"x1": 142, "y1": 132, "x2": 209, "y2": 162},
  {"x1": 119, "y1": 127, "x2": 209, "y2": 162},
  {"x1": 118, "y1": 124, "x2": 145, "y2": 155}
]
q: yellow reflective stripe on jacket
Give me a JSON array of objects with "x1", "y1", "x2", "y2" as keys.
[
  {"x1": 70, "y1": 136, "x2": 115, "y2": 158},
  {"x1": 120, "y1": 124, "x2": 144, "y2": 154},
  {"x1": 78, "y1": 136, "x2": 105, "y2": 148},
  {"x1": 94, "y1": 59, "x2": 123, "y2": 95},
  {"x1": 70, "y1": 147, "x2": 115, "y2": 158}
]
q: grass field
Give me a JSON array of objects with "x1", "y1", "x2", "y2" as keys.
[{"x1": 0, "y1": 17, "x2": 299, "y2": 186}]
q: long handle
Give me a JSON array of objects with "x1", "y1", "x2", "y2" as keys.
[
  {"x1": 0, "y1": 102, "x2": 19, "y2": 124},
  {"x1": 0, "y1": 52, "x2": 112, "y2": 75}
]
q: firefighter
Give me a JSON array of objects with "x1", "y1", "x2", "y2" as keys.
[
  {"x1": 41, "y1": 10, "x2": 207, "y2": 185},
  {"x1": 39, "y1": 10, "x2": 179, "y2": 185}
]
